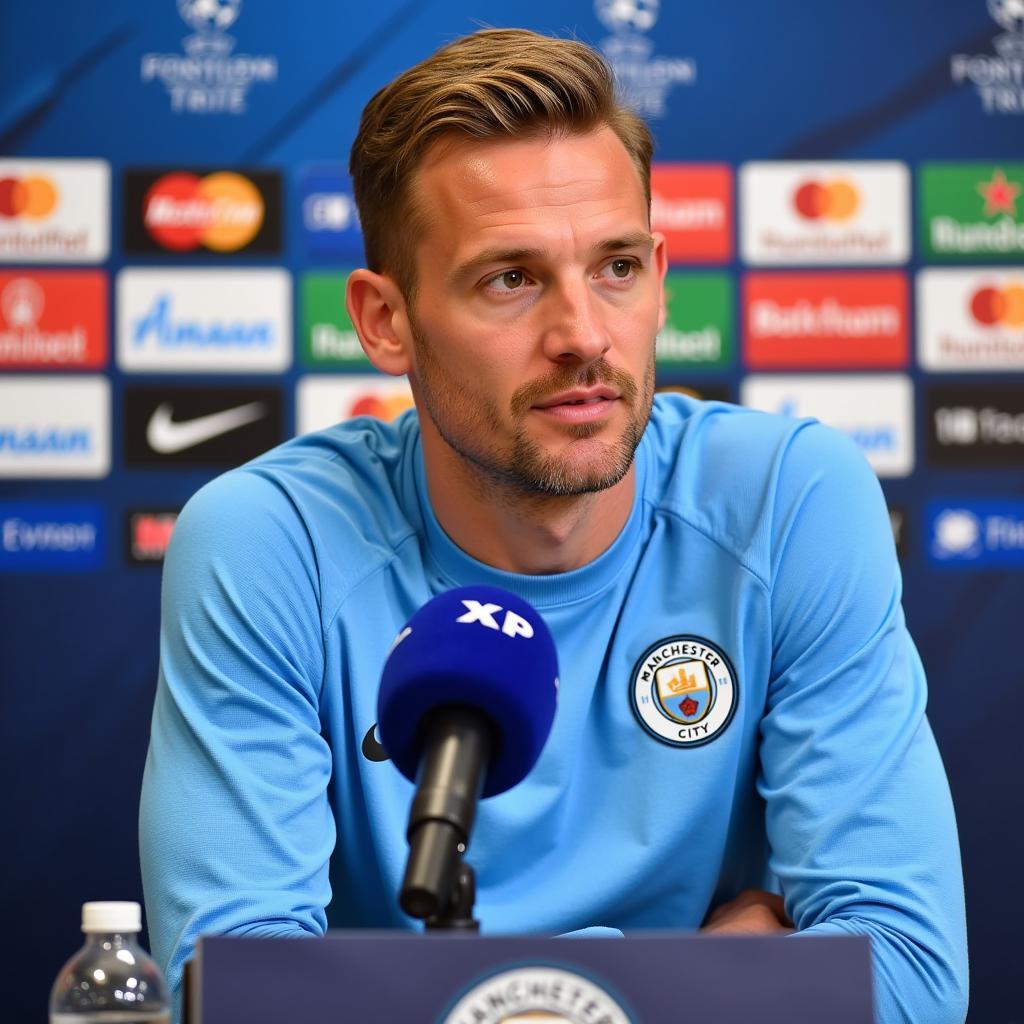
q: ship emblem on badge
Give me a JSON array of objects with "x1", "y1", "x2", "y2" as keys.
[{"x1": 630, "y1": 635, "x2": 738, "y2": 747}]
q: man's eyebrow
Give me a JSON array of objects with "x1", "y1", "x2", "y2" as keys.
[
  {"x1": 450, "y1": 233, "x2": 655, "y2": 284},
  {"x1": 597, "y1": 231, "x2": 655, "y2": 253},
  {"x1": 450, "y1": 247, "x2": 547, "y2": 284}
]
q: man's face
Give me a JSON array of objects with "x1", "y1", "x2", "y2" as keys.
[{"x1": 404, "y1": 126, "x2": 666, "y2": 497}]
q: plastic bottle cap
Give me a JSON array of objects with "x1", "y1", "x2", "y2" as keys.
[{"x1": 82, "y1": 902, "x2": 142, "y2": 933}]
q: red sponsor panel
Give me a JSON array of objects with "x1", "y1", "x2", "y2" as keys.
[
  {"x1": 650, "y1": 164, "x2": 732, "y2": 264},
  {"x1": 743, "y1": 272, "x2": 908, "y2": 369},
  {"x1": 0, "y1": 270, "x2": 107, "y2": 368},
  {"x1": 128, "y1": 511, "x2": 178, "y2": 563}
]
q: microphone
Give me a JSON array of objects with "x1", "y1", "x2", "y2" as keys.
[{"x1": 378, "y1": 585, "x2": 558, "y2": 924}]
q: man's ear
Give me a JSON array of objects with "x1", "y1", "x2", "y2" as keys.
[
  {"x1": 346, "y1": 269, "x2": 413, "y2": 377},
  {"x1": 652, "y1": 231, "x2": 668, "y2": 333}
]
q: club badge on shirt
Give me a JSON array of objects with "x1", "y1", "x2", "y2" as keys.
[{"x1": 630, "y1": 635, "x2": 738, "y2": 747}]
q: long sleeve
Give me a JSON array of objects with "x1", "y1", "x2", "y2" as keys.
[
  {"x1": 139, "y1": 468, "x2": 333, "y2": 1018},
  {"x1": 759, "y1": 421, "x2": 968, "y2": 1024}
]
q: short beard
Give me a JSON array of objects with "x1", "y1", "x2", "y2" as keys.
[{"x1": 409, "y1": 314, "x2": 655, "y2": 498}]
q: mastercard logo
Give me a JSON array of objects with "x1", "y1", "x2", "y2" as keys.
[
  {"x1": 143, "y1": 171, "x2": 264, "y2": 252},
  {"x1": 0, "y1": 176, "x2": 58, "y2": 219},
  {"x1": 793, "y1": 179, "x2": 859, "y2": 222},
  {"x1": 970, "y1": 284, "x2": 1024, "y2": 327},
  {"x1": 348, "y1": 392, "x2": 414, "y2": 421}
]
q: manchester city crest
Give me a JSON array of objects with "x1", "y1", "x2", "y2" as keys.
[
  {"x1": 440, "y1": 966, "x2": 632, "y2": 1024},
  {"x1": 630, "y1": 635, "x2": 738, "y2": 747}
]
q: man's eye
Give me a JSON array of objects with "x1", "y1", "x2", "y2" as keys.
[
  {"x1": 604, "y1": 258, "x2": 637, "y2": 280},
  {"x1": 493, "y1": 270, "x2": 526, "y2": 291}
]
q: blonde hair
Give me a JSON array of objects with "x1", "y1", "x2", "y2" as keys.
[{"x1": 349, "y1": 28, "x2": 653, "y2": 296}]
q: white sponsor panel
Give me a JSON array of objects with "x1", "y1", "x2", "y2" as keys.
[
  {"x1": 740, "y1": 161, "x2": 910, "y2": 265},
  {"x1": 740, "y1": 374, "x2": 914, "y2": 477},
  {"x1": 0, "y1": 159, "x2": 110, "y2": 263},
  {"x1": 0, "y1": 376, "x2": 110, "y2": 478},
  {"x1": 918, "y1": 268, "x2": 1024, "y2": 370},
  {"x1": 117, "y1": 268, "x2": 291, "y2": 372},
  {"x1": 296, "y1": 375, "x2": 415, "y2": 436}
]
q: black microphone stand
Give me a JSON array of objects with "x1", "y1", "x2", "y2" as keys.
[
  {"x1": 399, "y1": 706, "x2": 492, "y2": 933},
  {"x1": 426, "y1": 860, "x2": 479, "y2": 931}
]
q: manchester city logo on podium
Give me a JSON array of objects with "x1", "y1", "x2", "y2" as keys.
[
  {"x1": 440, "y1": 966, "x2": 632, "y2": 1024},
  {"x1": 630, "y1": 635, "x2": 738, "y2": 747}
]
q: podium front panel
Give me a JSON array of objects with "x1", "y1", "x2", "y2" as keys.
[{"x1": 191, "y1": 931, "x2": 874, "y2": 1023}]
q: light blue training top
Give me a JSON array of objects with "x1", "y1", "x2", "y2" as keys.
[{"x1": 140, "y1": 394, "x2": 968, "y2": 1024}]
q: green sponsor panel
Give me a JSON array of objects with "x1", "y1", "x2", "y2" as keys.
[
  {"x1": 920, "y1": 163, "x2": 1024, "y2": 260},
  {"x1": 656, "y1": 272, "x2": 733, "y2": 369},
  {"x1": 301, "y1": 271, "x2": 372, "y2": 368}
]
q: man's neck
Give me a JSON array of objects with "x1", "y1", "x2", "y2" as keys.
[{"x1": 421, "y1": 432, "x2": 636, "y2": 576}]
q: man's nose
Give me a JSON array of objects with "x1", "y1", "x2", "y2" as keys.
[{"x1": 539, "y1": 280, "x2": 611, "y2": 364}]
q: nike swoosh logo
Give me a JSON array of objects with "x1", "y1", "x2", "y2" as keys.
[
  {"x1": 146, "y1": 401, "x2": 266, "y2": 454},
  {"x1": 361, "y1": 723, "x2": 390, "y2": 763}
]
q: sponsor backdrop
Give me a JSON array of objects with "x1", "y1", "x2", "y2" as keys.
[{"x1": 1, "y1": 0, "x2": 1020, "y2": 1019}]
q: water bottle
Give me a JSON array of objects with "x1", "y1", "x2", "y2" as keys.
[{"x1": 50, "y1": 902, "x2": 171, "y2": 1024}]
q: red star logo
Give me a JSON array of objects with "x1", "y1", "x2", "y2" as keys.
[
  {"x1": 681, "y1": 696, "x2": 699, "y2": 717},
  {"x1": 977, "y1": 168, "x2": 1022, "y2": 217}
]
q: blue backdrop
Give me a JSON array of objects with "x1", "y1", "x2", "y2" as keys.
[{"x1": 1, "y1": 1, "x2": 1020, "y2": 1020}]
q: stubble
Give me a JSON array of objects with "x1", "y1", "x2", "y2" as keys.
[{"x1": 409, "y1": 315, "x2": 655, "y2": 499}]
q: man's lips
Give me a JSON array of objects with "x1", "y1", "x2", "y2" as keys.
[
  {"x1": 531, "y1": 386, "x2": 620, "y2": 423},
  {"x1": 532, "y1": 386, "x2": 620, "y2": 410}
]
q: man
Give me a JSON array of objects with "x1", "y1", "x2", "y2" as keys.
[{"x1": 140, "y1": 29, "x2": 968, "y2": 1024}]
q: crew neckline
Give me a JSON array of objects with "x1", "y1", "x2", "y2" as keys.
[{"x1": 413, "y1": 430, "x2": 649, "y2": 609}]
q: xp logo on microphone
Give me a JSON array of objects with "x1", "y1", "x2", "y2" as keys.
[
  {"x1": 631, "y1": 635, "x2": 738, "y2": 747},
  {"x1": 456, "y1": 599, "x2": 534, "y2": 639}
]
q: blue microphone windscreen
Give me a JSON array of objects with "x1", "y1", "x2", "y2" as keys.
[{"x1": 378, "y1": 586, "x2": 558, "y2": 797}]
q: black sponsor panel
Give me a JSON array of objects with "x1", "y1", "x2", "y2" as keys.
[
  {"x1": 123, "y1": 168, "x2": 283, "y2": 255},
  {"x1": 124, "y1": 508, "x2": 180, "y2": 564},
  {"x1": 123, "y1": 385, "x2": 283, "y2": 467},
  {"x1": 926, "y1": 383, "x2": 1024, "y2": 467}
]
